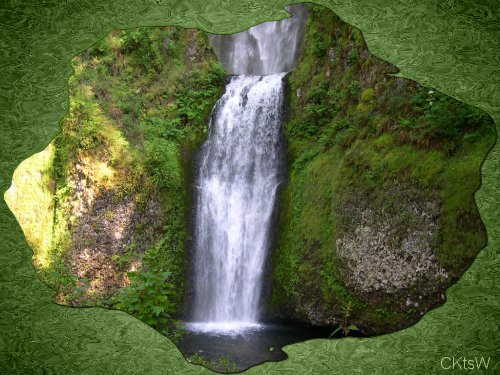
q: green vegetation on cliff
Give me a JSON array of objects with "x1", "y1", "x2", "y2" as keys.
[
  {"x1": 270, "y1": 5, "x2": 495, "y2": 333},
  {"x1": 6, "y1": 27, "x2": 226, "y2": 336},
  {"x1": 6, "y1": 5, "x2": 495, "y2": 339}
]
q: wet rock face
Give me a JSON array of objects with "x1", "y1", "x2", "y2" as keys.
[
  {"x1": 299, "y1": 302, "x2": 337, "y2": 326},
  {"x1": 335, "y1": 186, "x2": 449, "y2": 308},
  {"x1": 59, "y1": 162, "x2": 164, "y2": 302},
  {"x1": 69, "y1": 192, "x2": 162, "y2": 300}
]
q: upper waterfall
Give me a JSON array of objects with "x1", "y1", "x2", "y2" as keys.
[
  {"x1": 188, "y1": 4, "x2": 308, "y2": 335},
  {"x1": 209, "y1": 4, "x2": 309, "y2": 75}
]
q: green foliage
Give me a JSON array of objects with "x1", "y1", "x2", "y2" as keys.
[
  {"x1": 144, "y1": 139, "x2": 181, "y2": 189},
  {"x1": 22, "y1": 25, "x2": 226, "y2": 335},
  {"x1": 311, "y1": 29, "x2": 328, "y2": 58},
  {"x1": 318, "y1": 118, "x2": 355, "y2": 149},
  {"x1": 307, "y1": 4, "x2": 335, "y2": 59},
  {"x1": 112, "y1": 243, "x2": 138, "y2": 270},
  {"x1": 347, "y1": 79, "x2": 361, "y2": 98},
  {"x1": 111, "y1": 271, "x2": 184, "y2": 339},
  {"x1": 121, "y1": 29, "x2": 165, "y2": 72},
  {"x1": 176, "y1": 62, "x2": 226, "y2": 126},
  {"x1": 142, "y1": 216, "x2": 185, "y2": 276},
  {"x1": 348, "y1": 49, "x2": 359, "y2": 64},
  {"x1": 329, "y1": 301, "x2": 358, "y2": 337},
  {"x1": 141, "y1": 117, "x2": 185, "y2": 142},
  {"x1": 272, "y1": 3, "x2": 495, "y2": 331},
  {"x1": 272, "y1": 149, "x2": 348, "y2": 314},
  {"x1": 436, "y1": 139, "x2": 492, "y2": 275},
  {"x1": 287, "y1": 84, "x2": 347, "y2": 138},
  {"x1": 399, "y1": 89, "x2": 493, "y2": 150}
]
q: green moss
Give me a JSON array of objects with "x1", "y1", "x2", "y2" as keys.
[
  {"x1": 356, "y1": 101, "x2": 371, "y2": 113},
  {"x1": 8, "y1": 26, "x2": 226, "y2": 322},
  {"x1": 360, "y1": 87, "x2": 375, "y2": 102},
  {"x1": 271, "y1": 4, "x2": 495, "y2": 331},
  {"x1": 436, "y1": 137, "x2": 493, "y2": 275}
]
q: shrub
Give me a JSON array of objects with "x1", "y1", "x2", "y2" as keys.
[
  {"x1": 347, "y1": 80, "x2": 361, "y2": 98},
  {"x1": 111, "y1": 271, "x2": 181, "y2": 336},
  {"x1": 140, "y1": 117, "x2": 184, "y2": 142},
  {"x1": 311, "y1": 30, "x2": 328, "y2": 58},
  {"x1": 121, "y1": 29, "x2": 164, "y2": 73},
  {"x1": 319, "y1": 118, "x2": 353, "y2": 148},
  {"x1": 144, "y1": 139, "x2": 181, "y2": 189}
]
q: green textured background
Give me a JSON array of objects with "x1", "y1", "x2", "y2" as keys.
[{"x1": 1, "y1": 0, "x2": 499, "y2": 373}]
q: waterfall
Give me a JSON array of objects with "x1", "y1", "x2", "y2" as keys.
[
  {"x1": 210, "y1": 4, "x2": 308, "y2": 75},
  {"x1": 188, "y1": 4, "x2": 308, "y2": 334}
]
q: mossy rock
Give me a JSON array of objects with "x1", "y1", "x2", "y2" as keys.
[
  {"x1": 356, "y1": 101, "x2": 371, "y2": 113},
  {"x1": 360, "y1": 87, "x2": 375, "y2": 102},
  {"x1": 271, "y1": 3, "x2": 495, "y2": 335}
]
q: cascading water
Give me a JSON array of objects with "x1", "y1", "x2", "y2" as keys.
[
  {"x1": 209, "y1": 5, "x2": 308, "y2": 75},
  {"x1": 189, "y1": 74, "x2": 286, "y2": 332},
  {"x1": 188, "y1": 4, "x2": 308, "y2": 334}
]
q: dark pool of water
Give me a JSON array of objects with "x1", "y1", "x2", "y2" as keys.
[{"x1": 173, "y1": 322, "x2": 332, "y2": 373}]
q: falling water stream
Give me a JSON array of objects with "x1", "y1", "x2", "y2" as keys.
[
  {"x1": 189, "y1": 2, "x2": 308, "y2": 334},
  {"x1": 177, "y1": 5, "x2": 330, "y2": 371},
  {"x1": 189, "y1": 73, "x2": 286, "y2": 332}
]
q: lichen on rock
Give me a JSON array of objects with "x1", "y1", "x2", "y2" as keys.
[{"x1": 335, "y1": 194, "x2": 449, "y2": 298}]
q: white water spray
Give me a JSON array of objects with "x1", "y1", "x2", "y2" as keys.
[{"x1": 189, "y1": 4, "x2": 308, "y2": 334}]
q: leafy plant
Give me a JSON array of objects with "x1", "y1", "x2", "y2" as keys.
[
  {"x1": 141, "y1": 117, "x2": 185, "y2": 142},
  {"x1": 347, "y1": 79, "x2": 361, "y2": 98},
  {"x1": 319, "y1": 118, "x2": 353, "y2": 148},
  {"x1": 330, "y1": 300, "x2": 358, "y2": 337},
  {"x1": 310, "y1": 29, "x2": 328, "y2": 58},
  {"x1": 144, "y1": 139, "x2": 181, "y2": 189},
  {"x1": 121, "y1": 29, "x2": 165, "y2": 73},
  {"x1": 111, "y1": 243, "x2": 138, "y2": 270},
  {"x1": 348, "y1": 49, "x2": 359, "y2": 64},
  {"x1": 111, "y1": 271, "x2": 181, "y2": 337},
  {"x1": 175, "y1": 61, "x2": 226, "y2": 126}
]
